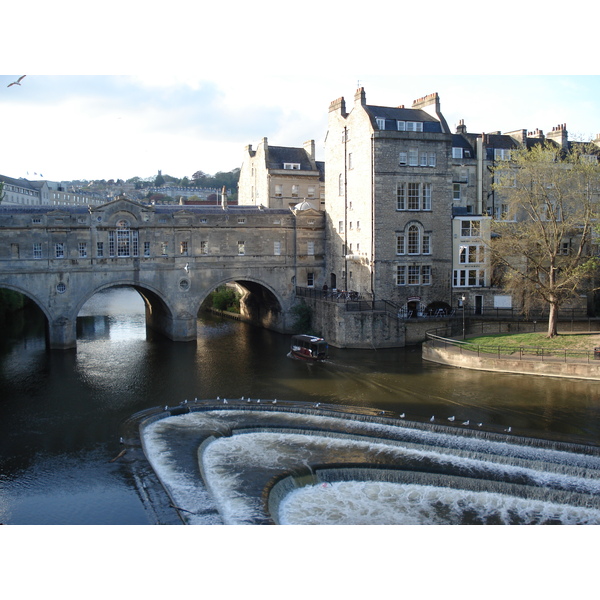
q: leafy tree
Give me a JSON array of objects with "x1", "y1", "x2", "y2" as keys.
[
  {"x1": 290, "y1": 302, "x2": 313, "y2": 333},
  {"x1": 154, "y1": 172, "x2": 165, "y2": 187},
  {"x1": 210, "y1": 287, "x2": 240, "y2": 312},
  {"x1": 490, "y1": 142, "x2": 600, "y2": 337}
]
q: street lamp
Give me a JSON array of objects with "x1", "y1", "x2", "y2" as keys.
[{"x1": 461, "y1": 295, "x2": 466, "y2": 340}]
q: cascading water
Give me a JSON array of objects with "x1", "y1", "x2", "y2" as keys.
[{"x1": 126, "y1": 399, "x2": 600, "y2": 525}]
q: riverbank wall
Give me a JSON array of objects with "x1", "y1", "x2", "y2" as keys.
[{"x1": 422, "y1": 338, "x2": 600, "y2": 381}]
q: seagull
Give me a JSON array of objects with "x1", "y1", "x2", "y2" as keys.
[
  {"x1": 163, "y1": 405, "x2": 169, "y2": 411},
  {"x1": 272, "y1": 400, "x2": 277, "y2": 404},
  {"x1": 505, "y1": 426, "x2": 512, "y2": 433},
  {"x1": 7, "y1": 75, "x2": 26, "y2": 88},
  {"x1": 184, "y1": 263, "x2": 189, "y2": 273},
  {"x1": 478, "y1": 423, "x2": 483, "y2": 427},
  {"x1": 462, "y1": 420, "x2": 470, "y2": 425},
  {"x1": 448, "y1": 416, "x2": 455, "y2": 422},
  {"x1": 400, "y1": 413, "x2": 405, "y2": 418},
  {"x1": 223, "y1": 399, "x2": 228, "y2": 404},
  {"x1": 430, "y1": 415, "x2": 435, "y2": 422}
]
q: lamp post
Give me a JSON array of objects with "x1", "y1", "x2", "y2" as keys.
[{"x1": 461, "y1": 295, "x2": 466, "y2": 340}]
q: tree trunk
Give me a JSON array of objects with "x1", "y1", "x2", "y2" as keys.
[{"x1": 547, "y1": 302, "x2": 558, "y2": 338}]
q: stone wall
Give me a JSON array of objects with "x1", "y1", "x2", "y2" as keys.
[{"x1": 422, "y1": 342, "x2": 600, "y2": 381}]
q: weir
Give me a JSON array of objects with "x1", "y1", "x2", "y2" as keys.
[{"x1": 123, "y1": 399, "x2": 600, "y2": 525}]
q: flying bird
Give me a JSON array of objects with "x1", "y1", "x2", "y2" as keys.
[{"x1": 7, "y1": 75, "x2": 26, "y2": 88}]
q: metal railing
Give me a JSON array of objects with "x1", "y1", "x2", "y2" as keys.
[{"x1": 426, "y1": 326, "x2": 600, "y2": 364}]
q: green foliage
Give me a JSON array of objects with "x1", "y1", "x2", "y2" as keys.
[
  {"x1": 490, "y1": 142, "x2": 600, "y2": 337},
  {"x1": 290, "y1": 302, "x2": 313, "y2": 333},
  {"x1": 0, "y1": 289, "x2": 28, "y2": 320},
  {"x1": 210, "y1": 287, "x2": 240, "y2": 313}
]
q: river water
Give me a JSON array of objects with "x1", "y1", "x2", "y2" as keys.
[{"x1": 1, "y1": 287, "x2": 599, "y2": 525}]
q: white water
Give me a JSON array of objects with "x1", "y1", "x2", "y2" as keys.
[
  {"x1": 141, "y1": 407, "x2": 600, "y2": 525},
  {"x1": 278, "y1": 481, "x2": 600, "y2": 525}
]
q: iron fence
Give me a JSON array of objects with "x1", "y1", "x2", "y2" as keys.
[{"x1": 426, "y1": 327, "x2": 600, "y2": 364}]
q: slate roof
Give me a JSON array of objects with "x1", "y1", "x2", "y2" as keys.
[
  {"x1": 0, "y1": 174, "x2": 40, "y2": 190},
  {"x1": 364, "y1": 105, "x2": 444, "y2": 133},
  {"x1": 265, "y1": 146, "x2": 315, "y2": 171}
]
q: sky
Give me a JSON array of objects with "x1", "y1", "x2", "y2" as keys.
[{"x1": 2, "y1": 3, "x2": 599, "y2": 185}]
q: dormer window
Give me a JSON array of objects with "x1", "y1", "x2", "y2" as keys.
[
  {"x1": 376, "y1": 117, "x2": 385, "y2": 129},
  {"x1": 406, "y1": 121, "x2": 423, "y2": 132},
  {"x1": 283, "y1": 163, "x2": 301, "y2": 170}
]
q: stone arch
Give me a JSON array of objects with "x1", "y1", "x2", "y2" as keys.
[
  {"x1": 0, "y1": 282, "x2": 53, "y2": 323},
  {"x1": 74, "y1": 280, "x2": 178, "y2": 341},
  {"x1": 199, "y1": 276, "x2": 287, "y2": 332},
  {"x1": 107, "y1": 210, "x2": 139, "y2": 226}
]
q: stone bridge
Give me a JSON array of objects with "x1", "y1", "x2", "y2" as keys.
[{"x1": 0, "y1": 198, "x2": 325, "y2": 348}]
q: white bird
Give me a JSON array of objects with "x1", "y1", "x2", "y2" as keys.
[
  {"x1": 257, "y1": 399, "x2": 260, "y2": 403},
  {"x1": 184, "y1": 263, "x2": 189, "y2": 273},
  {"x1": 448, "y1": 416, "x2": 455, "y2": 422},
  {"x1": 164, "y1": 405, "x2": 168, "y2": 411},
  {"x1": 430, "y1": 416, "x2": 435, "y2": 422},
  {"x1": 7, "y1": 75, "x2": 26, "y2": 88},
  {"x1": 400, "y1": 413, "x2": 405, "y2": 418},
  {"x1": 272, "y1": 400, "x2": 277, "y2": 404},
  {"x1": 223, "y1": 399, "x2": 228, "y2": 404},
  {"x1": 505, "y1": 426, "x2": 512, "y2": 433},
  {"x1": 462, "y1": 420, "x2": 470, "y2": 425},
  {"x1": 478, "y1": 423, "x2": 483, "y2": 427}
]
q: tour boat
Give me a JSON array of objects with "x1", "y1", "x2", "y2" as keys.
[{"x1": 289, "y1": 334, "x2": 328, "y2": 361}]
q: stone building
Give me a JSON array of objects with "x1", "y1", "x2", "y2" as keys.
[
  {"x1": 238, "y1": 138, "x2": 324, "y2": 210},
  {"x1": 325, "y1": 88, "x2": 457, "y2": 316},
  {"x1": 0, "y1": 175, "x2": 51, "y2": 206}
]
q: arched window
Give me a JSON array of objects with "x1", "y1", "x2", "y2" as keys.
[
  {"x1": 407, "y1": 225, "x2": 420, "y2": 254},
  {"x1": 109, "y1": 219, "x2": 139, "y2": 257},
  {"x1": 117, "y1": 219, "x2": 130, "y2": 257}
]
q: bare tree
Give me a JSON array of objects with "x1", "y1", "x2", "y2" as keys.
[{"x1": 490, "y1": 142, "x2": 600, "y2": 337}]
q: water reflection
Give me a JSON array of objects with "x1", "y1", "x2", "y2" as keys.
[{"x1": 1, "y1": 286, "x2": 599, "y2": 524}]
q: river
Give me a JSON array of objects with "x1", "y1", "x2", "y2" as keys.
[{"x1": 1, "y1": 287, "x2": 599, "y2": 525}]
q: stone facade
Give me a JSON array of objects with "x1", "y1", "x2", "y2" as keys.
[
  {"x1": 325, "y1": 88, "x2": 456, "y2": 316},
  {"x1": 0, "y1": 198, "x2": 325, "y2": 348},
  {"x1": 238, "y1": 138, "x2": 324, "y2": 210}
]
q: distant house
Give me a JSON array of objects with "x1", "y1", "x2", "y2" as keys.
[
  {"x1": 0, "y1": 175, "x2": 50, "y2": 206},
  {"x1": 238, "y1": 138, "x2": 324, "y2": 210}
]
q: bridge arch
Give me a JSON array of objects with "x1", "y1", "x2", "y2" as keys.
[
  {"x1": 0, "y1": 283, "x2": 53, "y2": 324},
  {"x1": 199, "y1": 276, "x2": 289, "y2": 332},
  {"x1": 74, "y1": 280, "x2": 184, "y2": 344}
]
